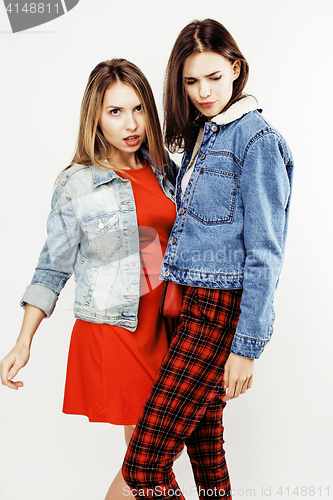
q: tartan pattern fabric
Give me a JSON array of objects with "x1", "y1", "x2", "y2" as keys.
[{"x1": 122, "y1": 286, "x2": 242, "y2": 500}]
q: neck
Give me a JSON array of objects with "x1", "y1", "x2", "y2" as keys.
[{"x1": 107, "y1": 151, "x2": 143, "y2": 170}]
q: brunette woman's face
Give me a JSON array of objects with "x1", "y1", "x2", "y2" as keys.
[
  {"x1": 99, "y1": 81, "x2": 146, "y2": 157},
  {"x1": 183, "y1": 51, "x2": 240, "y2": 119}
]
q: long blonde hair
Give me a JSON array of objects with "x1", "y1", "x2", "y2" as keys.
[{"x1": 66, "y1": 59, "x2": 166, "y2": 172}]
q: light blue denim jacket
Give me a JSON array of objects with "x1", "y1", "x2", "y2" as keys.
[
  {"x1": 21, "y1": 148, "x2": 178, "y2": 331},
  {"x1": 160, "y1": 97, "x2": 293, "y2": 359}
]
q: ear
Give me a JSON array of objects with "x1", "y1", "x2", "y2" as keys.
[{"x1": 232, "y1": 60, "x2": 241, "y2": 81}]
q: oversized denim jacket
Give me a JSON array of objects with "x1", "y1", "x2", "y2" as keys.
[
  {"x1": 21, "y1": 148, "x2": 178, "y2": 331},
  {"x1": 160, "y1": 97, "x2": 294, "y2": 359}
]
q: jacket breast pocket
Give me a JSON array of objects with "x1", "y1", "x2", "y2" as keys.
[
  {"x1": 80, "y1": 210, "x2": 122, "y2": 260},
  {"x1": 188, "y1": 168, "x2": 238, "y2": 224}
]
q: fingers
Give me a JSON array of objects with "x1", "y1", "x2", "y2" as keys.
[
  {"x1": 222, "y1": 353, "x2": 254, "y2": 402},
  {"x1": 246, "y1": 375, "x2": 253, "y2": 391},
  {"x1": 7, "y1": 363, "x2": 19, "y2": 382},
  {"x1": 223, "y1": 363, "x2": 229, "y2": 391},
  {"x1": 4, "y1": 378, "x2": 24, "y2": 390},
  {"x1": 222, "y1": 385, "x2": 234, "y2": 402},
  {"x1": 223, "y1": 378, "x2": 241, "y2": 401},
  {"x1": 223, "y1": 374, "x2": 253, "y2": 401},
  {"x1": 0, "y1": 346, "x2": 30, "y2": 390},
  {"x1": 0, "y1": 359, "x2": 22, "y2": 389},
  {"x1": 8, "y1": 365, "x2": 24, "y2": 389}
]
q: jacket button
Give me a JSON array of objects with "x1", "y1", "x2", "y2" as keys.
[
  {"x1": 180, "y1": 208, "x2": 185, "y2": 214},
  {"x1": 172, "y1": 238, "x2": 177, "y2": 244},
  {"x1": 211, "y1": 125, "x2": 218, "y2": 132},
  {"x1": 201, "y1": 154, "x2": 206, "y2": 160},
  {"x1": 164, "y1": 271, "x2": 170, "y2": 277}
]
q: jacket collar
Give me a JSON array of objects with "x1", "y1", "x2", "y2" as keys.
[
  {"x1": 211, "y1": 95, "x2": 259, "y2": 126},
  {"x1": 92, "y1": 167, "x2": 119, "y2": 187},
  {"x1": 91, "y1": 147, "x2": 153, "y2": 187}
]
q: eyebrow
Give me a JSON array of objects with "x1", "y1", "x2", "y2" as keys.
[
  {"x1": 105, "y1": 103, "x2": 142, "y2": 110},
  {"x1": 184, "y1": 70, "x2": 222, "y2": 80}
]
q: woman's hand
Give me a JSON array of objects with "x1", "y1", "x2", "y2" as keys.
[
  {"x1": 0, "y1": 304, "x2": 45, "y2": 390},
  {"x1": 0, "y1": 344, "x2": 31, "y2": 389},
  {"x1": 223, "y1": 352, "x2": 254, "y2": 401}
]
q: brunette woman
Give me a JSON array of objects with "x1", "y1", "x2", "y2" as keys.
[
  {"x1": 0, "y1": 58, "x2": 177, "y2": 499},
  {"x1": 123, "y1": 20, "x2": 293, "y2": 499}
]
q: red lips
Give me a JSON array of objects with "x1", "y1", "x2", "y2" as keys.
[
  {"x1": 124, "y1": 135, "x2": 140, "y2": 146},
  {"x1": 199, "y1": 101, "x2": 216, "y2": 108}
]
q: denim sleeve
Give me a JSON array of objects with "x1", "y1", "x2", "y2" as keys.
[
  {"x1": 20, "y1": 180, "x2": 80, "y2": 317},
  {"x1": 230, "y1": 132, "x2": 292, "y2": 359}
]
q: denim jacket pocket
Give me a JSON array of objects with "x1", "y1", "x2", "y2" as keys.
[
  {"x1": 188, "y1": 168, "x2": 238, "y2": 224},
  {"x1": 80, "y1": 210, "x2": 122, "y2": 260}
]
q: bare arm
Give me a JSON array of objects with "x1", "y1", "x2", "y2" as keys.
[
  {"x1": 0, "y1": 304, "x2": 45, "y2": 390},
  {"x1": 222, "y1": 352, "x2": 254, "y2": 401}
]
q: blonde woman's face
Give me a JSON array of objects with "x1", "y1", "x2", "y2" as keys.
[
  {"x1": 183, "y1": 51, "x2": 240, "y2": 119},
  {"x1": 99, "y1": 81, "x2": 146, "y2": 158}
]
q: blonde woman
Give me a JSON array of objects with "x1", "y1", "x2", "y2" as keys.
[{"x1": 0, "y1": 59, "x2": 178, "y2": 499}]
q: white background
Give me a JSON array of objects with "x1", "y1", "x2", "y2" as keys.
[{"x1": 0, "y1": 1, "x2": 332, "y2": 499}]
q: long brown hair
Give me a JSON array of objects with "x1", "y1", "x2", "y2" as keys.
[
  {"x1": 164, "y1": 19, "x2": 249, "y2": 153},
  {"x1": 66, "y1": 58, "x2": 166, "y2": 172}
]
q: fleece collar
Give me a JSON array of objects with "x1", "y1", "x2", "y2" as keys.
[{"x1": 211, "y1": 95, "x2": 259, "y2": 126}]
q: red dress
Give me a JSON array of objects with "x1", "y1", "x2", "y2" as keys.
[{"x1": 62, "y1": 162, "x2": 176, "y2": 424}]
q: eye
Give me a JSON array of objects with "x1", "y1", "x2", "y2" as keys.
[
  {"x1": 210, "y1": 75, "x2": 222, "y2": 81},
  {"x1": 135, "y1": 104, "x2": 143, "y2": 112},
  {"x1": 184, "y1": 79, "x2": 196, "y2": 86},
  {"x1": 109, "y1": 108, "x2": 120, "y2": 116}
]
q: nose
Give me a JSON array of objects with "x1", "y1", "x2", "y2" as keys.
[
  {"x1": 125, "y1": 112, "x2": 137, "y2": 131},
  {"x1": 198, "y1": 81, "x2": 211, "y2": 99}
]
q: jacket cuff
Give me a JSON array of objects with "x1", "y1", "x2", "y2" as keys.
[
  {"x1": 231, "y1": 331, "x2": 267, "y2": 359},
  {"x1": 20, "y1": 284, "x2": 58, "y2": 318}
]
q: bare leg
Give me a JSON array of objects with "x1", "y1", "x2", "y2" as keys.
[{"x1": 104, "y1": 426, "x2": 136, "y2": 500}]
